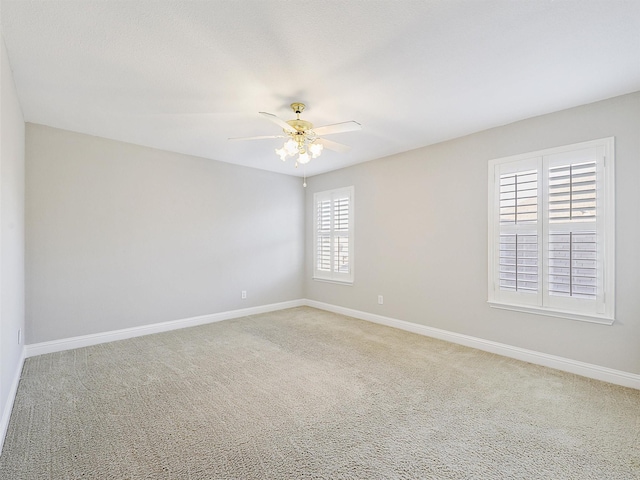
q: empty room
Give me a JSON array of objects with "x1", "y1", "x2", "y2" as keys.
[{"x1": 1, "y1": 1, "x2": 639, "y2": 478}]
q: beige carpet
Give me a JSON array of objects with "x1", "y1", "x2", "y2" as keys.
[{"x1": 1, "y1": 306, "x2": 638, "y2": 479}]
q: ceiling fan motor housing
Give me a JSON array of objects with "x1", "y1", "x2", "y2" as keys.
[
  {"x1": 286, "y1": 103, "x2": 313, "y2": 134},
  {"x1": 286, "y1": 118, "x2": 313, "y2": 133},
  {"x1": 285, "y1": 103, "x2": 314, "y2": 151}
]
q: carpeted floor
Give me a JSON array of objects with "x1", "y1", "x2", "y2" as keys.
[{"x1": 1, "y1": 306, "x2": 639, "y2": 479}]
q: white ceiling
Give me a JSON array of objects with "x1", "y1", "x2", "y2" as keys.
[{"x1": 2, "y1": 1, "x2": 639, "y2": 177}]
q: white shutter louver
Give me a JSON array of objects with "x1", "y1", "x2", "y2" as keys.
[
  {"x1": 548, "y1": 231, "x2": 597, "y2": 299},
  {"x1": 549, "y1": 162, "x2": 596, "y2": 223},
  {"x1": 499, "y1": 170, "x2": 538, "y2": 224},
  {"x1": 499, "y1": 234, "x2": 538, "y2": 292}
]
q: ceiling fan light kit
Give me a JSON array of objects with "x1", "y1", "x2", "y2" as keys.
[
  {"x1": 274, "y1": 103, "x2": 323, "y2": 167},
  {"x1": 230, "y1": 102, "x2": 361, "y2": 169}
]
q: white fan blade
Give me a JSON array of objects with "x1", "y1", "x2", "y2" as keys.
[
  {"x1": 228, "y1": 135, "x2": 286, "y2": 141},
  {"x1": 259, "y1": 112, "x2": 297, "y2": 133},
  {"x1": 312, "y1": 121, "x2": 361, "y2": 136},
  {"x1": 316, "y1": 137, "x2": 351, "y2": 153}
]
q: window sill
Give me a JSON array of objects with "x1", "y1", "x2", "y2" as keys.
[
  {"x1": 312, "y1": 277, "x2": 354, "y2": 286},
  {"x1": 488, "y1": 301, "x2": 614, "y2": 325}
]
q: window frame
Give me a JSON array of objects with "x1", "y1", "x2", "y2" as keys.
[
  {"x1": 488, "y1": 138, "x2": 615, "y2": 325},
  {"x1": 313, "y1": 185, "x2": 354, "y2": 285}
]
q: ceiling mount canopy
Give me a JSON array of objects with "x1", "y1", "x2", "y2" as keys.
[{"x1": 230, "y1": 102, "x2": 361, "y2": 168}]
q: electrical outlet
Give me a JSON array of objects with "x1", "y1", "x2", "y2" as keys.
[
  {"x1": 377, "y1": 295, "x2": 383, "y2": 305},
  {"x1": 241, "y1": 290, "x2": 247, "y2": 299}
]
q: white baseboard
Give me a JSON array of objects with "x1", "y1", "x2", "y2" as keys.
[
  {"x1": 22, "y1": 298, "x2": 640, "y2": 390},
  {"x1": 304, "y1": 300, "x2": 640, "y2": 390},
  {"x1": 26, "y1": 299, "x2": 305, "y2": 358},
  {"x1": 0, "y1": 346, "x2": 25, "y2": 453}
]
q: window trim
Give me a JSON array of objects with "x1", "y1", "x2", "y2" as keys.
[
  {"x1": 487, "y1": 138, "x2": 615, "y2": 325},
  {"x1": 313, "y1": 185, "x2": 354, "y2": 284}
]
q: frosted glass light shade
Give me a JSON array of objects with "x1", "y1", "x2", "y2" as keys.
[
  {"x1": 298, "y1": 152, "x2": 310, "y2": 164},
  {"x1": 309, "y1": 142, "x2": 323, "y2": 158},
  {"x1": 284, "y1": 139, "x2": 298, "y2": 156},
  {"x1": 275, "y1": 147, "x2": 288, "y2": 161}
]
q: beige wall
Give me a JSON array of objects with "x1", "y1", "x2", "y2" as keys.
[
  {"x1": 1, "y1": 37, "x2": 26, "y2": 431},
  {"x1": 26, "y1": 124, "x2": 305, "y2": 343},
  {"x1": 305, "y1": 92, "x2": 640, "y2": 375}
]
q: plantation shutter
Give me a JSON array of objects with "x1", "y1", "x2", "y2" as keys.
[
  {"x1": 544, "y1": 148, "x2": 605, "y2": 315},
  {"x1": 498, "y1": 169, "x2": 539, "y2": 294},
  {"x1": 316, "y1": 199, "x2": 332, "y2": 273},
  {"x1": 333, "y1": 196, "x2": 350, "y2": 274},
  {"x1": 313, "y1": 186, "x2": 354, "y2": 283},
  {"x1": 488, "y1": 138, "x2": 614, "y2": 324}
]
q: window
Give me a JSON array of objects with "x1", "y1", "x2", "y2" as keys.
[
  {"x1": 313, "y1": 186, "x2": 354, "y2": 284},
  {"x1": 488, "y1": 138, "x2": 614, "y2": 324}
]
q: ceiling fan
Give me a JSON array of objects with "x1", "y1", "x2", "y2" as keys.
[{"x1": 230, "y1": 103, "x2": 361, "y2": 168}]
